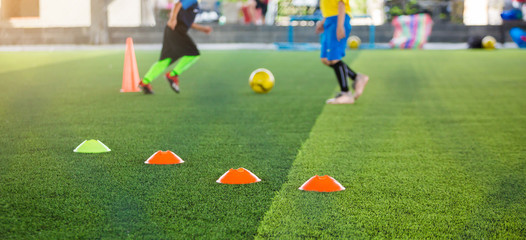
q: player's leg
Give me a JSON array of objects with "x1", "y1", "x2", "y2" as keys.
[
  {"x1": 342, "y1": 62, "x2": 357, "y2": 87},
  {"x1": 341, "y1": 16, "x2": 369, "y2": 99},
  {"x1": 143, "y1": 58, "x2": 172, "y2": 84},
  {"x1": 163, "y1": 27, "x2": 200, "y2": 93},
  {"x1": 320, "y1": 21, "x2": 348, "y2": 94},
  {"x1": 139, "y1": 26, "x2": 179, "y2": 94},
  {"x1": 321, "y1": 57, "x2": 351, "y2": 94},
  {"x1": 328, "y1": 60, "x2": 358, "y2": 92},
  {"x1": 139, "y1": 58, "x2": 173, "y2": 94},
  {"x1": 330, "y1": 60, "x2": 350, "y2": 93},
  {"x1": 339, "y1": 60, "x2": 369, "y2": 99},
  {"x1": 323, "y1": 58, "x2": 355, "y2": 103},
  {"x1": 353, "y1": 73, "x2": 369, "y2": 100},
  {"x1": 340, "y1": 55, "x2": 368, "y2": 99},
  {"x1": 324, "y1": 16, "x2": 354, "y2": 104},
  {"x1": 165, "y1": 55, "x2": 200, "y2": 93},
  {"x1": 170, "y1": 55, "x2": 200, "y2": 77}
]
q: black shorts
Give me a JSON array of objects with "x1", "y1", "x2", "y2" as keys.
[
  {"x1": 160, "y1": 25, "x2": 200, "y2": 64},
  {"x1": 256, "y1": 1, "x2": 268, "y2": 16}
]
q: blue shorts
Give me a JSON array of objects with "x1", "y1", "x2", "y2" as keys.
[{"x1": 320, "y1": 15, "x2": 352, "y2": 61}]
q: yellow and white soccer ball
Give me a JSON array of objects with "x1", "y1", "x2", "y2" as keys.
[
  {"x1": 482, "y1": 35, "x2": 497, "y2": 49},
  {"x1": 249, "y1": 68, "x2": 274, "y2": 94},
  {"x1": 348, "y1": 35, "x2": 361, "y2": 49}
]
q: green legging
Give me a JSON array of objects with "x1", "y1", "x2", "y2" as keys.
[{"x1": 142, "y1": 55, "x2": 200, "y2": 84}]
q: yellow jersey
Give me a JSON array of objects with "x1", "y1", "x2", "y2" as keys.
[{"x1": 319, "y1": 0, "x2": 351, "y2": 18}]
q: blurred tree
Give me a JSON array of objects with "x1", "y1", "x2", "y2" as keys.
[
  {"x1": 385, "y1": 0, "x2": 421, "y2": 21},
  {"x1": 275, "y1": 0, "x2": 464, "y2": 24},
  {"x1": 350, "y1": 0, "x2": 368, "y2": 15},
  {"x1": 276, "y1": 0, "x2": 371, "y2": 18},
  {"x1": 277, "y1": 0, "x2": 317, "y2": 17},
  {"x1": 449, "y1": 0, "x2": 464, "y2": 23}
]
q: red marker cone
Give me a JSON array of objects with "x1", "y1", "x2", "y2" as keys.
[
  {"x1": 120, "y1": 37, "x2": 141, "y2": 92},
  {"x1": 216, "y1": 168, "x2": 261, "y2": 184},
  {"x1": 144, "y1": 150, "x2": 184, "y2": 165},
  {"x1": 299, "y1": 175, "x2": 345, "y2": 192}
]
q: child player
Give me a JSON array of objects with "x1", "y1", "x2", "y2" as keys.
[
  {"x1": 139, "y1": 0, "x2": 212, "y2": 94},
  {"x1": 315, "y1": 0, "x2": 369, "y2": 104}
]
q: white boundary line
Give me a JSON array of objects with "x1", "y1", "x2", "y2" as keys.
[
  {"x1": 0, "y1": 43, "x2": 277, "y2": 52},
  {"x1": 0, "y1": 42, "x2": 520, "y2": 52}
]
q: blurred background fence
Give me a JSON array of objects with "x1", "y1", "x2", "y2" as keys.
[{"x1": 0, "y1": 0, "x2": 525, "y2": 45}]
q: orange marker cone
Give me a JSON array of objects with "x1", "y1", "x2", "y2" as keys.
[
  {"x1": 120, "y1": 37, "x2": 141, "y2": 92},
  {"x1": 216, "y1": 168, "x2": 261, "y2": 184},
  {"x1": 299, "y1": 175, "x2": 345, "y2": 192},
  {"x1": 144, "y1": 150, "x2": 184, "y2": 165}
]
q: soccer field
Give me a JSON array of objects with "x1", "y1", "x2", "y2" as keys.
[{"x1": 0, "y1": 49, "x2": 525, "y2": 239}]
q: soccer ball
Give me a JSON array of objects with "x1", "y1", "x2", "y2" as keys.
[
  {"x1": 482, "y1": 35, "x2": 497, "y2": 49},
  {"x1": 348, "y1": 35, "x2": 361, "y2": 49},
  {"x1": 249, "y1": 68, "x2": 274, "y2": 94}
]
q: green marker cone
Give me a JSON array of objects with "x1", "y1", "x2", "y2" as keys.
[{"x1": 73, "y1": 139, "x2": 111, "y2": 153}]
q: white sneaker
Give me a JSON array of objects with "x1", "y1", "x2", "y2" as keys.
[
  {"x1": 326, "y1": 92, "x2": 355, "y2": 104},
  {"x1": 354, "y1": 74, "x2": 369, "y2": 100}
]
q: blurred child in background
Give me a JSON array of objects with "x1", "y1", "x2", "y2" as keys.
[
  {"x1": 139, "y1": 0, "x2": 212, "y2": 94},
  {"x1": 316, "y1": 0, "x2": 369, "y2": 104}
]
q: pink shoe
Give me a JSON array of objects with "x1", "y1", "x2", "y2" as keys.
[
  {"x1": 326, "y1": 92, "x2": 355, "y2": 104},
  {"x1": 354, "y1": 74, "x2": 369, "y2": 100}
]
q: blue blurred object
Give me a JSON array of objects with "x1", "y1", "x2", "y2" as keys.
[
  {"x1": 274, "y1": 42, "x2": 320, "y2": 51},
  {"x1": 501, "y1": 8, "x2": 523, "y2": 20},
  {"x1": 510, "y1": 27, "x2": 526, "y2": 48}
]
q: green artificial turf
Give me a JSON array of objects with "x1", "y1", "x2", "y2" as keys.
[
  {"x1": 0, "y1": 49, "x2": 333, "y2": 239},
  {"x1": 256, "y1": 50, "x2": 526, "y2": 238},
  {"x1": 0, "y1": 49, "x2": 525, "y2": 239}
]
